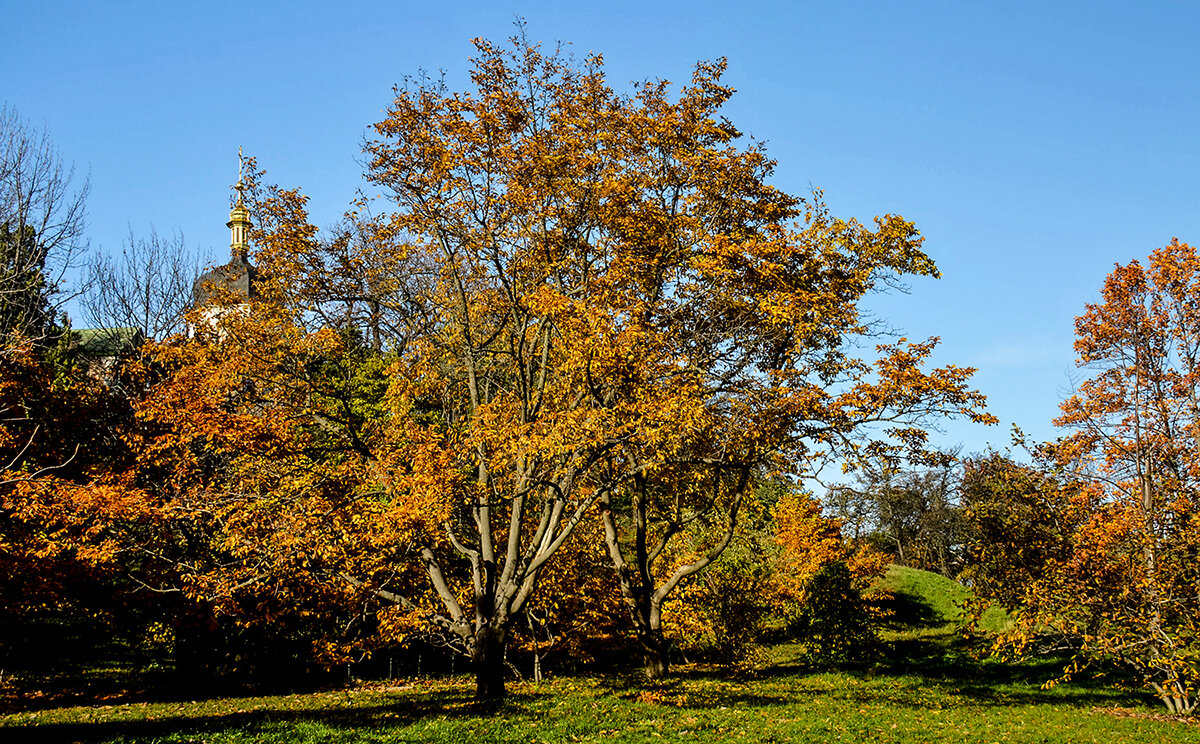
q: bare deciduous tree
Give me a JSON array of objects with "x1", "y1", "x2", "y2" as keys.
[
  {"x1": 0, "y1": 105, "x2": 89, "y2": 346},
  {"x1": 81, "y1": 226, "x2": 202, "y2": 342}
]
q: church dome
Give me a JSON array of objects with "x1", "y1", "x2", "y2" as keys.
[{"x1": 192, "y1": 251, "x2": 258, "y2": 305}]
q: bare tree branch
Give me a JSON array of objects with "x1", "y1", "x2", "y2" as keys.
[{"x1": 0, "y1": 105, "x2": 89, "y2": 347}]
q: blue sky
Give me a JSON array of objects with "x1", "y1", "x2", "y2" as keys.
[{"x1": 5, "y1": 1, "x2": 1200, "y2": 457}]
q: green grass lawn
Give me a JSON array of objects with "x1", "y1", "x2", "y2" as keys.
[
  {"x1": 1, "y1": 665, "x2": 1192, "y2": 744},
  {"x1": 2, "y1": 567, "x2": 1194, "y2": 743}
]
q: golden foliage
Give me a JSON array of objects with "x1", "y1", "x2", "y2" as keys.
[
  {"x1": 109, "y1": 32, "x2": 993, "y2": 694},
  {"x1": 974, "y1": 241, "x2": 1200, "y2": 715},
  {"x1": 772, "y1": 488, "x2": 886, "y2": 612}
]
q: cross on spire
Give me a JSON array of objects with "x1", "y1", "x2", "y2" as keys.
[{"x1": 234, "y1": 146, "x2": 246, "y2": 208}]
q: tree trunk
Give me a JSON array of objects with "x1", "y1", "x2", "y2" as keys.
[
  {"x1": 472, "y1": 624, "x2": 507, "y2": 700},
  {"x1": 639, "y1": 613, "x2": 669, "y2": 679},
  {"x1": 1152, "y1": 681, "x2": 1196, "y2": 715},
  {"x1": 527, "y1": 612, "x2": 544, "y2": 683}
]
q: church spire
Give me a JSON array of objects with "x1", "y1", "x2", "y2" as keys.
[
  {"x1": 191, "y1": 150, "x2": 259, "y2": 320},
  {"x1": 227, "y1": 146, "x2": 252, "y2": 262}
]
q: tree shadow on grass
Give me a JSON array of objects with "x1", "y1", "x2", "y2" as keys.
[
  {"x1": 2, "y1": 686, "x2": 526, "y2": 744},
  {"x1": 572, "y1": 636, "x2": 1149, "y2": 715},
  {"x1": 591, "y1": 670, "x2": 796, "y2": 710},
  {"x1": 873, "y1": 592, "x2": 944, "y2": 630},
  {"x1": 761, "y1": 629, "x2": 1152, "y2": 711},
  {"x1": 0, "y1": 665, "x2": 350, "y2": 715},
  {"x1": 582, "y1": 658, "x2": 1139, "y2": 716},
  {"x1": 4, "y1": 639, "x2": 1160, "y2": 742}
]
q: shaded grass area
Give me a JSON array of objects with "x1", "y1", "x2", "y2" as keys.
[
  {"x1": 0, "y1": 656, "x2": 338, "y2": 714},
  {"x1": 1, "y1": 566, "x2": 1192, "y2": 742},
  {"x1": 1, "y1": 665, "x2": 1191, "y2": 744}
]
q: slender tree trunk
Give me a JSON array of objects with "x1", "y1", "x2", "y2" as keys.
[
  {"x1": 527, "y1": 612, "x2": 544, "y2": 683},
  {"x1": 606, "y1": 536, "x2": 671, "y2": 679},
  {"x1": 472, "y1": 623, "x2": 507, "y2": 700},
  {"x1": 599, "y1": 470, "x2": 750, "y2": 681}
]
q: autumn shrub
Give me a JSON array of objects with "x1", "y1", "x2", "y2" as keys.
[
  {"x1": 661, "y1": 531, "x2": 775, "y2": 667},
  {"x1": 790, "y1": 560, "x2": 879, "y2": 662},
  {"x1": 960, "y1": 241, "x2": 1200, "y2": 715},
  {"x1": 772, "y1": 488, "x2": 887, "y2": 627},
  {"x1": 0, "y1": 342, "x2": 174, "y2": 680}
]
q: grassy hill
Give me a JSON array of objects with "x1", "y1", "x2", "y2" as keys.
[{"x1": 875, "y1": 564, "x2": 1009, "y2": 632}]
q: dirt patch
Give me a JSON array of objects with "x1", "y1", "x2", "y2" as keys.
[{"x1": 1093, "y1": 706, "x2": 1197, "y2": 725}]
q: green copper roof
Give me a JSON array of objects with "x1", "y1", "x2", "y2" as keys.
[{"x1": 71, "y1": 327, "x2": 145, "y2": 357}]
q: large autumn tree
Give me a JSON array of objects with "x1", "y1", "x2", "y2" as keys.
[
  {"x1": 144, "y1": 33, "x2": 992, "y2": 699},
  {"x1": 360, "y1": 34, "x2": 991, "y2": 688},
  {"x1": 973, "y1": 240, "x2": 1200, "y2": 714}
]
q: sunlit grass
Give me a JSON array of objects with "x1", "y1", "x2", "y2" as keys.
[
  {"x1": 1, "y1": 566, "x2": 1190, "y2": 742},
  {"x1": 1, "y1": 666, "x2": 1191, "y2": 744}
]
